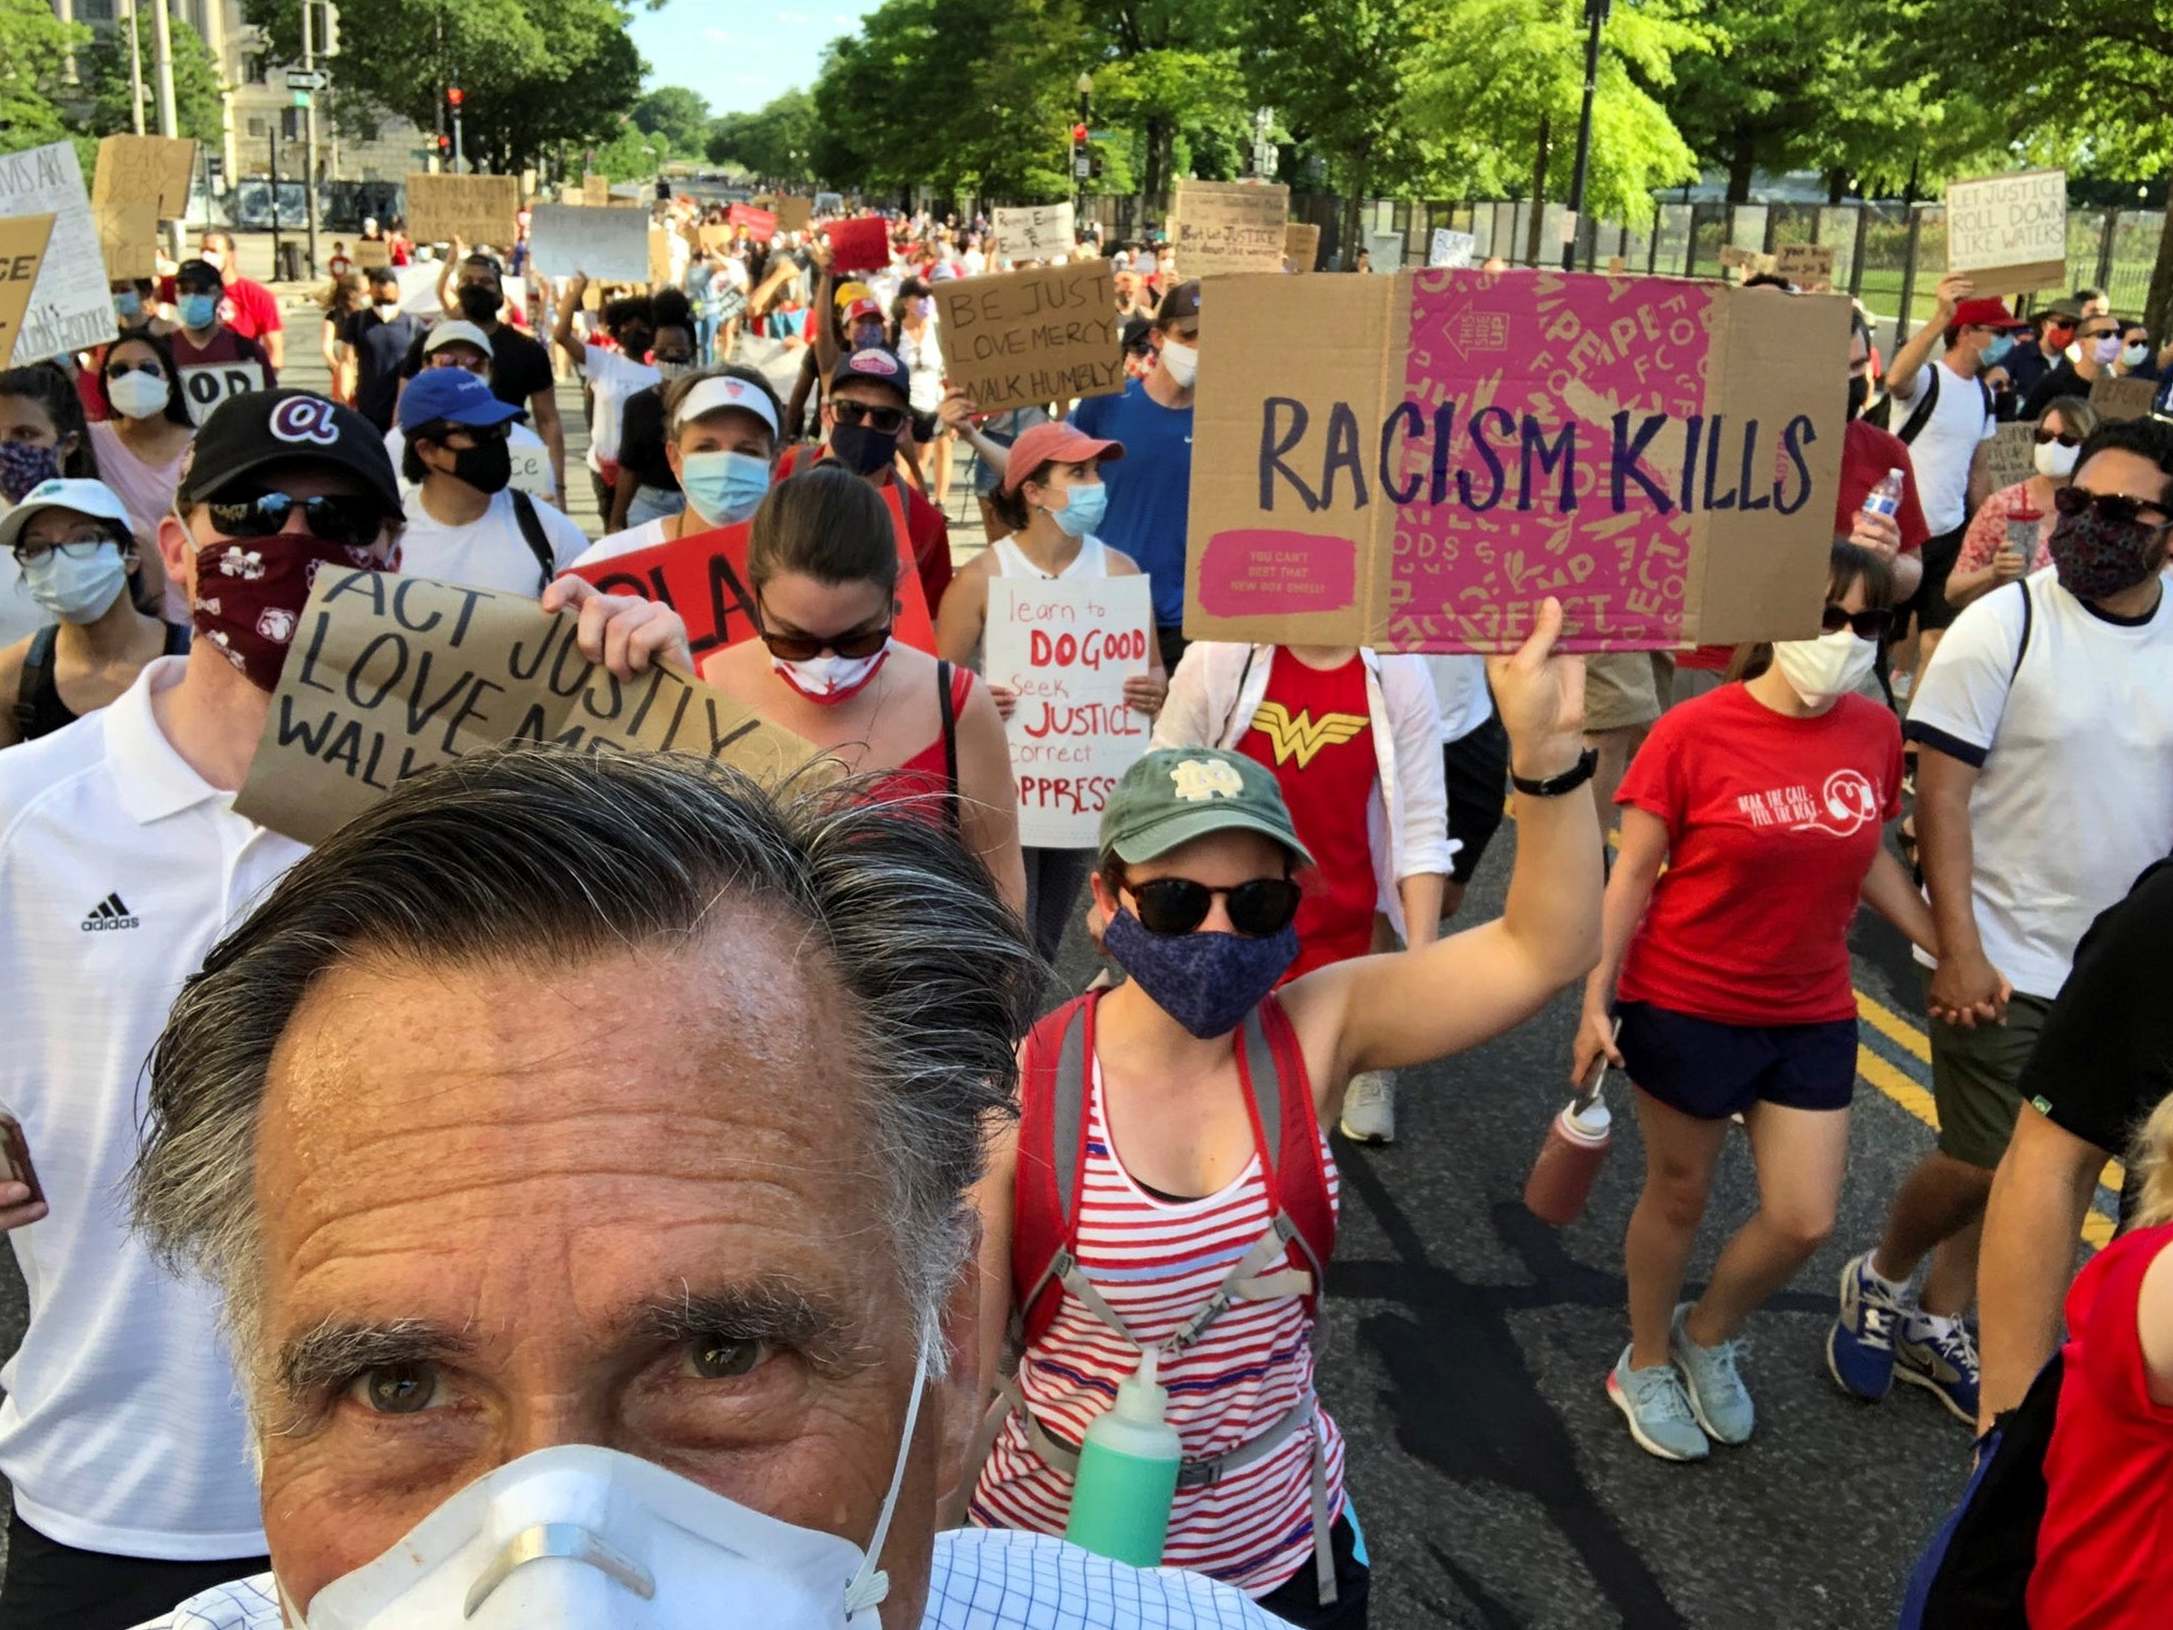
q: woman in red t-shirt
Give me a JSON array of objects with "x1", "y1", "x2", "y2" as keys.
[
  {"x1": 2029, "y1": 1107, "x2": 2173, "y2": 1628},
  {"x1": 1575, "y1": 540, "x2": 1940, "y2": 1463}
]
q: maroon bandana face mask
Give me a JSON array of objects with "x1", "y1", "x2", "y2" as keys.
[{"x1": 191, "y1": 537, "x2": 385, "y2": 691}]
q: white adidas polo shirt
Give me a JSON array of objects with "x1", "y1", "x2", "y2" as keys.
[{"x1": 0, "y1": 656, "x2": 295, "y2": 1560}]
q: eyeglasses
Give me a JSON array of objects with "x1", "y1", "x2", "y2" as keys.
[
  {"x1": 2053, "y1": 486, "x2": 2173, "y2": 529},
  {"x1": 203, "y1": 491, "x2": 387, "y2": 549},
  {"x1": 1820, "y1": 603, "x2": 1894, "y2": 641},
  {"x1": 1125, "y1": 876, "x2": 1303, "y2": 938},
  {"x1": 754, "y1": 596, "x2": 893, "y2": 662},
  {"x1": 831, "y1": 399, "x2": 908, "y2": 436},
  {"x1": 11, "y1": 532, "x2": 118, "y2": 565},
  {"x1": 2034, "y1": 427, "x2": 2081, "y2": 448}
]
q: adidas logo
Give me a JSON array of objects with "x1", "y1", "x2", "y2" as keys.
[{"x1": 81, "y1": 892, "x2": 140, "y2": 932}]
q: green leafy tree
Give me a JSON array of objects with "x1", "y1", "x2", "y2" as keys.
[
  {"x1": 86, "y1": 13, "x2": 227, "y2": 147},
  {"x1": 707, "y1": 89, "x2": 817, "y2": 184},
  {"x1": 595, "y1": 120, "x2": 664, "y2": 182},
  {"x1": 0, "y1": 0, "x2": 87, "y2": 154},
  {"x1": 631, "y1": 85, "x2": 709, "y2": 155}
]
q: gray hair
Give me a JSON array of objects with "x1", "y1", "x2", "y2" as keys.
[{"x1": 130, "y1": 745, "x2": 1039, "y2": 1399}]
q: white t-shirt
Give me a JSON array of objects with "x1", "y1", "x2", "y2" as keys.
[
  {"x1": 0, "y1": 657, "x2": 285, "y2": 1560},
  {"x1": 1905, "y1": 570, "x2": 2173, "y2": 998},
  {"x1": 383, "y1": 421, "x2": 558, "y2": 504},
  {"x1": 897, "y1": 323, "x2": 945, "y2": 413},
  {"x1": 1889, "y1": 356, "x2": 1997, "y2": 534},
  {"x1": 397, "y1": 485, "x2": 593, "y2": 597},
  {"x1": 581, "y1": 343, "x2": 662, "y2": 474},
  {"x1": 568, "y1": 515, "x2": 672, "y2": 571},
  {"x1": 1422, "y1": 654, "x2": 1495, "y2": 743}
]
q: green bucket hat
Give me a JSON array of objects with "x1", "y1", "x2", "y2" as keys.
[{"x1": 1099, "y1": 747, "x2": 1316, "y2": 869}]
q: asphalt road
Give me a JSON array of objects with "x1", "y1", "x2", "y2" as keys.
[{"x1": 0, "y1": 275, "x2": 2113, "y2": 1624}]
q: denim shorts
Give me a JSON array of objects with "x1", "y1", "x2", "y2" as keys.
[{"x1": 1616, "y1": 1000, "x2": 1858, "y2": 1120}]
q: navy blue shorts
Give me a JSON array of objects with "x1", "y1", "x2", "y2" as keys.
[{"x1": 1615, "y1": 1001, "x2": 1857, "y2": 1120}]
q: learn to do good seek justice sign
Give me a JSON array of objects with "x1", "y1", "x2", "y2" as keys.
[
  {"x1": 984, "y1": 576, "x2": 1154, "y2": 847},
  {"x1": 1183, "y1": 267, "x2": 1849, "y2": 654},
  {"x1": 934, "y1": 259, "x2": 1125, "y2": 414}
]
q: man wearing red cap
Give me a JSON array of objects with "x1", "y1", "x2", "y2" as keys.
[{"x1": 1880, "y1": 275, "x2": 2018, "y2": 667}]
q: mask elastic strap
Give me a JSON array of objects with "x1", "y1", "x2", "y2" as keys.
[{"x1": 843, "y1": 1327, "x2": 934, "y2": 1615}]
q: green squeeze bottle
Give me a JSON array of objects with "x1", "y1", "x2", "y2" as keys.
[{"x1": 1063, "y1": 1347, "x2": 1184, "y2": 1568}]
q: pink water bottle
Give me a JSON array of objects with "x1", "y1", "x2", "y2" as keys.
[
  {"x1": 1524, "y1": 1028, "x2": 1619, "y2": 1228},
  {"x1": 1862, "y1": 467, "x2": 1906, "y2": 521}
]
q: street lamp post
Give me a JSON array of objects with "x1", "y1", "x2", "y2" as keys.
[
  {"x1": 1074, "y1": 72, "x2": 1093, "y2": 223},
  {"x1": 1562, "y1": 0, "x2": 1611, "y2": 272}
]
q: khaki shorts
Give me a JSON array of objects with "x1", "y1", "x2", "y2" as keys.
[
  {"x1": 1584, "y1": 652, "x2": 1675, "y2": 734},
  {"x1": 1927, "y1": 972, "x2": 2054, "y2": 1170}
]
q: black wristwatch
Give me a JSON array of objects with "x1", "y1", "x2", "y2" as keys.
[{"x1": 1511, "y1": 748, "x2": 1599, "y2": 798}]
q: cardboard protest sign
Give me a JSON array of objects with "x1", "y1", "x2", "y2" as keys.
[
  {"x1": 1775, "y1": 243, "x2": 1835, "y2": 291},
  {"x1": 1429, "y1": 229, "x2": 1477, "y2": 269},
  {"x1": 569, "y1": 483, "x2": 936, "y2": 664},
  {"x1": 1285, "y1": 222, "x2": 1320, "y2": 273},
  {"x1": 0, "y1": 143, "x2": 118, "y2": 361},
  {"x1": 776, "y1": 196, "x2": 813, "y2": 234},
  {"x1": 0, "y1": 215, "x2": 57, "y2": 369},
  {"x1": 404, "y1": 172, "x2": 520, "y2": 248},
  {"x1": 93, "y1": 201, "x2": 160, "y2": 281},
  {"x1": 1717, "y1": 244, "x2": 1777, "y2": 277},
  {"x1": 1946, "y1": 169, "x2": 2067, "y2": 295},
  {"x1": 527, "y1": 202, "x2": 650, "y2": 282},
  {"x1": 91, "y1": 134, "x2": 196, "y2": 218},
  {"x1": 994, "y1": 202, "x2": 1074, "y2": 264},
  {"x1": 825, "y1": 215, "x2": 891, "y2": 274},
  {"x1": 1979, "y1": 421, "x2": 2039, "y2": 492},
  {"x1": 2089, "y1": 374, "x2": 2157, "y2": 423},
  {"x1": 1172, "y1": 180, "x2": 1289, "y2": 278},
  {"x1": 647, "y1": 228, "x2": 673, "y2": 289},
  {"x1": 984, "y1": 576, "x2": 1153, "y2": 846},
  {"x1": 234, "y1": 570, "x2": 815, "y2": 846},
  {"x1": 933, "y1": 260, "x2": 1123, "y2": 415},
  {"x1": 727, "y1": 203, "x2": 777, "y2": 242},
  {"x1": 583, "y1": 173, "x2": 611, "y2": 207},
  {"x1": 1183, "y1": 269, "x2": 1850, "y2": 654},
  {"x1": 698, "y1": 225, "x2": 736, "y2": 254},
  {"x1": 355, "y1": 239, "x2": 391, "y2": 269}
]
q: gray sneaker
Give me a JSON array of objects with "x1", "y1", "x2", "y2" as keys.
[
  {"x1": 1607, "y1": 1346, "x2": 1710, "y2": 1462},
  {"x1": 1670, "y1": 1303, "x2": 1754, "y2": 1445},
  {"x1": 1339, "y1": 1071, "x2": 1396, "y2": 1144}
]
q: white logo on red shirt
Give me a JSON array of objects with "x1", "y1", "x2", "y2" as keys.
[{"x1": 1737, "y1": 768, "x2": 1880, "y2": 838}]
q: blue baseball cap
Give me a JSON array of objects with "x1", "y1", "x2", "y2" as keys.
[{"x1": 398, "y1": 366, "x2": 521, "y2": 433}]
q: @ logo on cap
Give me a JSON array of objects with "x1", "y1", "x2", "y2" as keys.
[
  {"x1": 269, "y1": 396, "x2": 342, "y2": 447},
  {"x1": 1171, "y1": 759, "x2": 1245, "y2": 802}
]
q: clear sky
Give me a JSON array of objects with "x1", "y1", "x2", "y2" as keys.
[{"x1": 628, "y1": 1, "x2": 884, "y2": 116}]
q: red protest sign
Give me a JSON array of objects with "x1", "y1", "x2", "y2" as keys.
[
  {"x1": 825, "y1": 215, "x2": 891, "y2": 274},
  {"x1": 568, "y1": 483, "x2": 935, "y2": 664},
  {"x1": 727, "y1": 204, "x2": 778, "y2": 243}
]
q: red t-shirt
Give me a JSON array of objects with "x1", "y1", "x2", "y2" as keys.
[
  {"x1": 1678, "y1": 419, "x2": 1931, "y2": 670},
  {"x1": 1237, "y1": 650, "x2": 1377, "y2": 980},
  {"x1": 2030, "y1": 1224, "x2": 2173, "y2": 1630},
  {"x1": 1614, "y1": 682, "x2": 1903, "y2": 1024},
  {"x1": 218, "y1": 275, "x2": 284, "y2": 343},
  {"x1": 773, "y1": 442, "x2": 953, "y2": 615}
]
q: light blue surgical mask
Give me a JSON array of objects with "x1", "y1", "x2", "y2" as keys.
[
  {"x1": 114, "y1": 290, "x2": 143, "y2": 321},
  {"x1": 177, "y1": 292, "x2": 218, "y2": 330},
  {"x1": 1979, "y1": 333, "x2": 2014, "y2": 368},
  {"x1": 680, "y1": 449, "x2": 772, "y2": 525},
  {"x1": 1048, "y1": 479, "x2": 1107, "y2": 539}
]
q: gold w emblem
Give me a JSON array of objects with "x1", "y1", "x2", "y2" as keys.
[{"x1": 1249, "y1": 702, "x2": 1368, "y2": 769}]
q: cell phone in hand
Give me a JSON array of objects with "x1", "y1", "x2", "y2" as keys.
[{"x1": 0, "y1": 1113, "x2": 44, "y2": 1210}]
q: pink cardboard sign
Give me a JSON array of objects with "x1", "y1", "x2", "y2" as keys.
[{"x1": 1183, "y1": 269, "x2": 1848, "y2": 653}]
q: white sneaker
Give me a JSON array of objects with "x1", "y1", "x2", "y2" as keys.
[{"x1": 1340, "y1": 1071, "x2": 1396, "y2": 1144}]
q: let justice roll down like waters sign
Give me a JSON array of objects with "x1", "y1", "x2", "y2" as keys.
[{"x1": 1183, "y1": 269, "x2": 1850, "y2": 652}]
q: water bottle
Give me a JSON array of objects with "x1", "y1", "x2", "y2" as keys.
[
  {"x1": 1064, "y1": 1347, "x2": 1183, "y2": 1568},
  {"x1": 1862, "y1": 467, "x2": 1906, "y2": 521},
  {"x1": 1523, "y1": 1090, "x2": 1614, "y2": 1227}
]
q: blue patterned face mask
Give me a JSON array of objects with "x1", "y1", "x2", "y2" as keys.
[{"x1": 1101, "y1": 907, "x2": 1299, "y2": 1039}]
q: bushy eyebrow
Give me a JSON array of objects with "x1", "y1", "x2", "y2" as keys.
[{"x1": 276, "y1": 1315, "x2": 476, "y2": 1403}]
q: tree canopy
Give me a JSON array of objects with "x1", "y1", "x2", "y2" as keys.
[{"x1": 631, "y1": 85, "x2": 709, "y2": 156}]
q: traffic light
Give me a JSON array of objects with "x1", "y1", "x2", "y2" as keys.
[
  {"x1": 1072, "y1": 123, "x2": 1088, "y2": 145},
  {"x1": 436, "y1": 133, "x2": 452, "y2": 154},
  {"x1": 311, "y1": 1, "x2": 340, "y2": 57},
  {"x1": 447, "y1": 86, "x2": 463, "y2": 109}
]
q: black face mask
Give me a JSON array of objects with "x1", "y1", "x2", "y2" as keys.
[
  {"x1": 448, "y1": 437, "x2": 512, "y2": 495},
  {"x1": 457, "y1": 284, "x2": 504, "y2": 323},
  {"x1": 1847, "y1": 375, "x2": 1869, "y2": 420},
  {"x1": 828, "y1": 421, "x2": 897, "y2": 476},
  {"x1": 618, "y1": 327, "x2": 654, "y2": 358}
]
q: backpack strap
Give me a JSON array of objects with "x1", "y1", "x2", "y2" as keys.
[
  {"x1": 1013, "y1": 992, "x2": 1116, "y2": 1350},
  {"x1": 2010, "y1": 576, "x2": 2034, "y2": 686},
  {"x1": 1246, "y1": 994, "x2": 1338, "y2": 1300},
  {"x1": 509, "y1": 488, "x2": 556, "y2": 596},
  {"x1": 15, "y1": 623, "x2": 58, "y2": 741},
  {"x1": 1896, "y1": 365, "x2": 1941, "y2": 445}
]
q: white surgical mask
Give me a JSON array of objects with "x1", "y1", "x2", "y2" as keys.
[
  {"x1": 771, "y1": 643, "x2": 891, "y2": 705},
  {"x1": 2122, "y1": 342, "x2": 2151, "y2": 369},
  {"x1": 1159, "y1": 338, "x2": 1198, "y2": 388},
  {"x1": 284, "y1": 1335, "x2": 932, "y2": 1629},
  {"x1": 22, "y1": 540, "x2": 129, "y2": 622},
  {"x1": 373, "y1": 301, "x2": 401, "y2": 322},
  {"x1": 106, "y1": 370, "x2": 172, "y2": 420},
  {"x1": 1770, "y1": 628, "x2": 1877, "y2": 708},
  {"x1": 2034, "y1": 438, "x2": 2079, "y2": 479}
]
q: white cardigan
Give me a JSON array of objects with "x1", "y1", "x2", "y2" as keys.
[{"x1": 1153, "y1": 643, "x2": 1455, "y2": 939}]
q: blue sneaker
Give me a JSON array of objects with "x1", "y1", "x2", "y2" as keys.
[
  {"x1": 1828, "y1": 1251, "x2": 1905, "y2": 1401},
  {"x1": 1670, "y1": 1304, "x2": 1753, "y2": 1445},
  {"x1": 1607, "y1": 1346, "x2": 1710, "y2": 1462},
  {"x1": 1896, "y1": 1313, "x2": 1981, "y2": 1425}
]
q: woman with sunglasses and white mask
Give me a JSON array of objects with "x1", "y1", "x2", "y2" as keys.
[
  {"x1": 0, "y1": 478, "x2": 189, "y2": 747},
  {"x1": 1948, "y1": 395, "x2": 2098, "y2": 610},
  {"x1": 1570, "y1": 541, "x2": 1940, "y2": 1464},
  {"x1": 86, "y1": 330, "x2": 196, "y2": 620},
  {"x1": 702, "y1": 463, "x2": 1025, "y2": 916},
  {"x1": 968, "y1": 607, "x2": 1596, "y2": 1628}
]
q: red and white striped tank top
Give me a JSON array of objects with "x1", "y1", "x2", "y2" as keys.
[{"x1": 970, "y1": 1056, "x2": 1346, "y2": 1597}]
